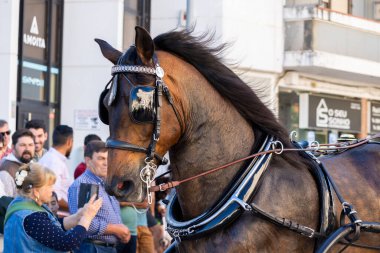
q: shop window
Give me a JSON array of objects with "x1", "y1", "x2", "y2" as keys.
[
  {"x1": 279, "y1": 91, "x2": 360, "y2": 144},
  {"x1": 374, "y1": 1, "x2": 380, "y2": 20},
  {"x1": 17, "y1": 0, "x2": 63, "y2": 140},
  {"x1": 330, "y1": 0, "x2": 350, "y2": 14}
]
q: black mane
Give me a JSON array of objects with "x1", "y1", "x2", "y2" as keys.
[{"x1": 154, "y1": 30, "x2": 292, "y2": 149}]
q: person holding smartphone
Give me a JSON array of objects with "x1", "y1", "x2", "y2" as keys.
[
  {"x1": 0, "y1": 120, "x2": 12, "y2": 160},
  {"x1": 3, "y1": 163, "x2": 103, "y2": 253},
  {"x1": 68, "y1": 140, "x2": 131, "y2": 253}
]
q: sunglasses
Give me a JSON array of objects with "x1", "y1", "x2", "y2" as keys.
[{"x1": 0, "y1": 130, "x2": 11, "y2": 136}]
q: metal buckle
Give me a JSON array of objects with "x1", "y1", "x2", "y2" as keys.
[
  {"x1": 232, "y1": 197, "x2": 252, "y2": 211},
  {"x1": 271, "y1": 140, "x2": 284, "y2": 154},
  {"x1": 140, "y1": 158, "x2": 157, "y2": 204},
  {"x1": 310, "y1": 141, "x2": 320, "y2": 151},
  {"x1": 302, "y1": 227, "x2": 316, "y2": 238},
  {"x1": 158, "y1": 183, "x2": 165, "y2": 191}
]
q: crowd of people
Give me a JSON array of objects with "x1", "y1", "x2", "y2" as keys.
[{"x1": 0, "y1": 119, "x2": 171, "y2": 253}]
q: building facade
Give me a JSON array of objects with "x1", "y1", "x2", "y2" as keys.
[
  {"x1": 1, "y1": 0, "x2": 380, "y2": 172},
  {"x1": 281, "y1": 0, "x2": 380, "y2": 143}
]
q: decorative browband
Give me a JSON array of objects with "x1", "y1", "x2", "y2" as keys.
[{"x1": 111, "y1": 65, "x2": 157, "y2": 76}]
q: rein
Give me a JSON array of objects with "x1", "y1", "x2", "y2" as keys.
[
  {"x1": 160, "y1": 132, "x2": 380, "y2": 252},
  {"x1": 150, "y1": 133, "x2": 380, "y2": 192}
]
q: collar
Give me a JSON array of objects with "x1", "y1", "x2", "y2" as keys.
[
  {"x1": 49, "y1": 147, "x2": 68, "y2": 162},
  {"x1": 33, "y1": 148, "x2": 47, "y2": 162},
  {"x1": 5, "y1": 153, "x2": 23, "y2": 164},
  {"x1": 35, "y1": 148, "x2": 47, "y2": 158},
  {"x1": 84, "y1": 169, "x2": 104, "y2": 185},
  {"x1": 166, "y1": 136, "x2": 274, "y2": 241}
]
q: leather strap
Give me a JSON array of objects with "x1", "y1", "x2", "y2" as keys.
[
  {"x1": 105, "y1": 139, "x2": 168, "y2": 164},
  {"x1": 150, "y1": 133, "x2": 380, "y2": 192}
]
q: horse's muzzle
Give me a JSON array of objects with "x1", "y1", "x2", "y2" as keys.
[{"x1": 105, "y1": 176, "x2": 135, "y2": 200}]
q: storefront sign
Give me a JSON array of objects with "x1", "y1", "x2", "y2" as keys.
[
  {"x1": 23, "y1": 16, "x2": 46, "y2": 49},
  {"x1": 369, "y1": 102, "x2": 380, "y2": 133},
  {"x1": 299, "y1": 94, "x2": 361, "y2": 132},
  {"x1": 22, "y1": 0, "x2": 47, "y2": 60}
]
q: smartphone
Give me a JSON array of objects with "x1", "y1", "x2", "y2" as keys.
[{"x1": 78, "y1": 183, "x2": 99, "y2": 208}]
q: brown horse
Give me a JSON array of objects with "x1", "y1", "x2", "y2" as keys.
[{"x1": 96, "y1": 27, "x2": 380, "y2": 252}]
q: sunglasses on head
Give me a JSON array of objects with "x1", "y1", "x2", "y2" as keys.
[{"x1": 0, "y1": 130, "x2": 11, "y2": 136}]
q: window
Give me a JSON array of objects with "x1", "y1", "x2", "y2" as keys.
[
  {"x1": 17, "y1": 0, "x2": 63, "y2": 137},
  {"x1": 123, "y1": 0, "x2": 151, "y2": 50},
  {"x1": 374, "y1": 1, "x2": 380, "y2": 20}
]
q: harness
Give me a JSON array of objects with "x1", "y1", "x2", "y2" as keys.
[
  {"x1": 99, "y1": 52, "x2": 380, "y2": 252},
  {"x1": 162, "y1": 137, "x2": 330, "y2": 242},
  {"x1": 157, "y1": 135, "x2": 380, "y2": 253}
]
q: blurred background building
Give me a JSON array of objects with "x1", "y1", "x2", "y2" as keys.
[{"x1": 1, "y1": 0, "x2": 380, "y2": 173}]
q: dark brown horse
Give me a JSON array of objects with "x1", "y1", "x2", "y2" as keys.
[{"x1": 96, "y1": 27, "x2": 380, "y2": 252}]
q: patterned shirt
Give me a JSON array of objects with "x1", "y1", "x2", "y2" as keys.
[{"x1": 68, "y1": 169, "x2": 122, "y2": 244}]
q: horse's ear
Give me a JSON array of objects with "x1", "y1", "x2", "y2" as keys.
[
  {"x1": 135, "y1": 26, "x2": 155, "y2": 65},
  {"x1": 94, "y1": 38, "x2": 122, "y2": 64}
]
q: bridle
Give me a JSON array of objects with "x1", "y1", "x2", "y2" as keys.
[{"x1": 99, "y1": 50, "x2": 183, "y2": 202}]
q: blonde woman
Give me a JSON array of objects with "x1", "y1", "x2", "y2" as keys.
[{"x1": 3, "y1": 163, "x2": 103, "y2": 253}]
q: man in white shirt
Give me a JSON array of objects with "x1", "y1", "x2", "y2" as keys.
[{"x1": 38, "y1": 125, "x2": 73, "y2": 211}]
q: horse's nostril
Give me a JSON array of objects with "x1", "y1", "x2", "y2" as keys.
[
  {"x1": 117, "y1": 180, "x2": 134, "y2": 195},
  {"x1": 106, "y1": 177, "x2": 135, "y2": 198}
]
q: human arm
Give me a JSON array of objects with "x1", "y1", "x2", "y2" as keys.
[
  {"x1": 119, "y1": 199, "x2": 149, "y2": 209},
  {"x1": 66, "y1": 189, "x2": 102, "y2": 230},
  {"x1": 24, "y1": 212, "x2": 87, "y2": 251},
  {"x1": 76, "y1": 195, "x2": 103, "y2": 230},
  {"x1": 70, "y1": 183, "x2": 116, "y2": 237},
  {"x1": 62, "y1": 210, "x2": 81, "y2": 230},
  {"x1": 104, "y1": 223, "x2": 131, "y2": 243}
]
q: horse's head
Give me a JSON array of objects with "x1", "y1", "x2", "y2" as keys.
[{"x1": 95, "y1": 27, "x2": 183, "y2": 202}]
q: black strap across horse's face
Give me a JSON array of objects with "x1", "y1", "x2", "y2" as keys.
[{"x1": 98, "y1": 53, "x2": 182, "y2": 165}]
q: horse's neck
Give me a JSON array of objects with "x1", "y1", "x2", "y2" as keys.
[{"x1": 170, "y1": 77, "x2": 255, "y2": 219}]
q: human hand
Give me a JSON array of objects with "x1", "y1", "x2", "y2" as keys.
[
  {"x1": 159, "y1": 237, "x2": 171, "y2": 249},
  {"x1": 77, "y1": 195, "x2": 102, "y2": 230},
  {"x1": 81, "y1": 195, "x2": 103, "y2": 220},
  {"x1": 157, "y1": 204, "x2": 166, "y2": 216},
  {"x1": 114, "y1": 224, "x2": 131, "y2": 243}
]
